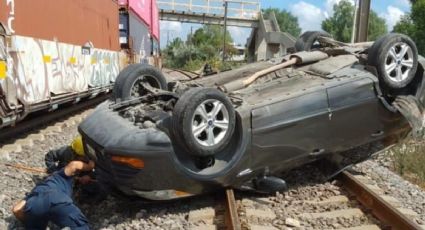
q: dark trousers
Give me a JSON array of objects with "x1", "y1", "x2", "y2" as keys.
[{"x1": 23, "y1": 189, "x2": 89, "y2": 230}]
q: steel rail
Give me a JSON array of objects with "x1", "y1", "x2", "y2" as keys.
[
  {"x1": 338, "y1": 171, "x2": 422, "y2": 230},
  {"x1": 224, "y1": 189, "x2": 241, "y2": 230},
  {"x1": 0, "y1": 94, "x2": 109, "y2": 142}
]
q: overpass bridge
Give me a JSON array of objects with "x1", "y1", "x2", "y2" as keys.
[
  {"x1": 158, "y1": 0, "x2": 260, "y2": 28},
  {"x1": 157, "y1": 0, "x2": 296, "y2": 61}
]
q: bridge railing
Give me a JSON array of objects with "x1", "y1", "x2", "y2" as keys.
[{"x1": 157, "y1": 0, "x2": 260, "y2": 19}]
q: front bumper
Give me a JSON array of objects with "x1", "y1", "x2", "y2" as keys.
[{"x1": 78, "y1": 101, "x2": 249, "y2": 200}]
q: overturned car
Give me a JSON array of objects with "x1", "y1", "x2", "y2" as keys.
[{"x1": 79, "y1": 32, "x2": 425, "y2": 200}]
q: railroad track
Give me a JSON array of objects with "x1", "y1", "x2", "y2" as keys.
[
  {"x1": 0, "y1": 95, "x2": 108, "y2": 143},
  {"x1": 189, "y1": 171, "x2": 424, "y2": 230},
  {"x1": 0, "y1": 96, "x2": 105, "y2": 157}
]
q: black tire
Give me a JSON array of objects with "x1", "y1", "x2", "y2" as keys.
[
  {"x1": 368, "y1": 33, "x2": 418, "y2": 89},
  {"x1": 113, "y1": 64, "x2": 142, "y2": 100},
  {"x1": 172, "y1": 87, "x2": 236, "y2": 157},
  {"x1": 113, "y1": 64, "x2": 168, "y2": 101},
  {"x1": 295, "y1": 31, "x2": 332, "y2": 52},
  {"x1": 254, "y1": 176, "x2": 288, "y2": 193}
]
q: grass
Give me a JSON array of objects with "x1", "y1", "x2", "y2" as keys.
[{"x1": 387, "y1": 138, "x2": 425, "y2": 189}]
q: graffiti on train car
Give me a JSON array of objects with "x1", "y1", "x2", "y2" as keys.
[
  {"x1": 5, "y1": 0, "x2": 15, "y2": 33},
  {"x1": 4, "y1": 35, "x2": 119, "y2": 104},
  {"x1": 0, "y1": 36, "x2": 6, "y2": 60}
]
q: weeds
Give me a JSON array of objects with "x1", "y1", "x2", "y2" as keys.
[{"x1": 388, "y1": 138, "x2": 425, "y2": 188}]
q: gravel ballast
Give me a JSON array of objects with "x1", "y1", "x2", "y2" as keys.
[
  {"x1": 353, "y1": 159, "x2": 425, "y2": 225},
  {"x1": 2, "y1": 114, "x2": 425, "y2": 229}
]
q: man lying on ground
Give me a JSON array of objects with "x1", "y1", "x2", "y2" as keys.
[{"x1": 12, "y1": 160, "x2": 95, "y2": 230}]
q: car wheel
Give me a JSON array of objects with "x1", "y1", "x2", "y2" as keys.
[
  {"x1": 113, "y1": 64, "x2": 168, "y2": 101},
  {"x1": 113, "y1": 64, "x2": 142, "y2": 100},
  {"x1": 368, "y1": 33, "x2": 418, "y2": 89},
  {"x1": 295, "y1": 31, "x2": 332, "y2": 52},
  {"x1": 172, "y1": 87, "x2": 236, "y2": 157}
]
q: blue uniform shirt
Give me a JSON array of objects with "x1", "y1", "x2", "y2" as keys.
[
  {"x1": 31, "y1": 168, "x2": 73, "y2": 197},
  {"x1": 23, "y1": 168, "x2": 89, "y2": 230}
]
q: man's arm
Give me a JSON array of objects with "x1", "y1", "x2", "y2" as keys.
[{"x1": 64, "y1": 160, "x2": 95, "y2": 177}]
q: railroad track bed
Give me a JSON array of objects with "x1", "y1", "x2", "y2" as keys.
[
  {"x1": 189, "y1": 164, "x2": 425, "y2": 230},
  {"x1": 234, "y1": 164, "x2": 425, "y2": 230},
  {"x1": 1, "y1": 106, "x2": 425, "y2": 229}
]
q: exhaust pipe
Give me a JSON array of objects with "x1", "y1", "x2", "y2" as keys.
[{"x1": 220, "y1": 51, "x2": 329, "y2": 92}]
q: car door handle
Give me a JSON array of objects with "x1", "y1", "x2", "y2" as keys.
[
  {"x1": 371, "y1": 130, "x2": 384, "y2": 137},
  {"x1": 310, "y1": 149, "x2": 325, "y2": 157}
]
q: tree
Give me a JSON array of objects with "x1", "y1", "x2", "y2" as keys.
[
  {"x1": 162, "y1": 25, "x2": 235, "y2": 71},
  {"x1": 368, "y1": 11, "x2": 388, "y2": 41},
  {"x1": 262, "y1": 8, "x2": 301, "y2": 37},
  {"x1": 394, "y1": 0, "x2": 425, "y2": 55},
  {"x1": 393, "y1": 15, "x2": 415, "y2": 36},
  {"x1": 322, "y1": 0, "x2": 387, "y2": 42}
]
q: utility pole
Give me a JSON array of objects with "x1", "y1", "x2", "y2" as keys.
[
  {"x1": 167, "y1": 30, "x2": 170, "y2": 46},
  {"x1": 190, "y1": 26, "x2": 193, "y2": 62},
  {"x1": 354, "y1": 0, "x2": 371, "y2": 42},
  {"x1": 351, "y1": 0, "x2": 359, "y2": 43},
  {"x1": 222, "y1": 0, "x2": 228, "y2": 63}
]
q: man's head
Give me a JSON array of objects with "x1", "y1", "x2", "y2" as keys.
[{"x1": 71, "y1": 135, "x2": 85, "y2": 157}]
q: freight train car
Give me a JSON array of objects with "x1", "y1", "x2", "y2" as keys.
[
  {"x1": 0, "y1": 0, "x2": 160, "y2": 128},
  {"x1": 118, "y1": 0, "x2": 161, "y2": 66}
]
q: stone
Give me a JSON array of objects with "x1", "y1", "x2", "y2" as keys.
[
  {"x1": 189, "y1": 225, "x2": 216, "y2": 230},
  {"x1": 15, "y1": 139, "x2": 34, "y2": 147},
  {"x1": 397, "y1": 208, "x2": 418, "y2": 217},
  {"x1": 285, "y1": 218, "x2": 301, "y2": 228},
  {"x1": 245, "y1": 208, "x2": 276, "y2": 220},
  {"x1": 188, "y1": 208, "x2": 215, "y2": 223},
  {"x1": 337, "y1": 225, "x2": 381, "y2": 230},
  {"x1": 49, "y1": 126, "x2": 63, "y2": 132},
  {"x1": 27, "y1": 134, "x2": 45, "y2": 141},
  {"x1": 353, "y1": 175, "x2": 374, "y2": 185},
  {"x1": 365, "y1": 184, "x2": 384, "y2": 195},
  {"x1": 0, "y1": 150, "x2": 10, "y2": 161},
  {"x1": 305, "y1": 196, "x2": 349, "y2": 205},
  {"x1": 380, "y1": 195, "x2": 402, "y2": 208},
  {"x1": 1, "y1": 144, "x2": 22, "y2": 153},
  {"x1": 248, "y1": 225, "x2": 279, "y2": 230},
  {"x1": 301, "y1": 208, "x2": 364, "y2": 219}
]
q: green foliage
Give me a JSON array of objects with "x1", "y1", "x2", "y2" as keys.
[
  {"x1": 322, "y1": 1, "x2": 354, "y2": 42},
  {"x1": 394, "y1": 0, "x2": 425, "y2": 55},
  {"x1": 262, "y1": 8, "x2": 301, "y2": 37},
  {"x1": 321, "y1": 0, "x2": 387, "y2": 42},
  {"x1": 163, "y1": 25, "x2": 236, "y2": 71},
  {"x1": 389, "y1": 139, "x2": 425, "y2": 188},
  {"x1": 368, "y1": 11, "x2": 388, "y2": 41},
  {"x1": 393, "y1": 15, "x2": 415, "y2": 35}
]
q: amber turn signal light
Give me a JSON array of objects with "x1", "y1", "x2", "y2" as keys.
[{"x1": 111, "y1": 156, "x2": 144, "y2": 169}]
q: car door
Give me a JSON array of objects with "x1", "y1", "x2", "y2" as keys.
[
  {"x1": 326, "y1": 77, "x2": 384, "y2": 152},
  {"x1": 250, "y1": 89, "x2": 331, "y2": 171}
]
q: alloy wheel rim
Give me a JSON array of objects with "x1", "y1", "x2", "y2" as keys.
[
  {"x1": 384, "y1": 42, "x2": 414, "y2": 83},
  {"x1": 191, "y1": 99, "x2": 229, "y2": 147}
]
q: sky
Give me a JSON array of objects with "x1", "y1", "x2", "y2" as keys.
[{"x1": 160, "y1": 0, "x2": 411, "y2": 48}]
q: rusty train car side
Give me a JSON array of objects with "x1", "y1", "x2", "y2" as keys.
[{"x1": 0, "y1": 0, "x2": 160, "y2": 128}]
